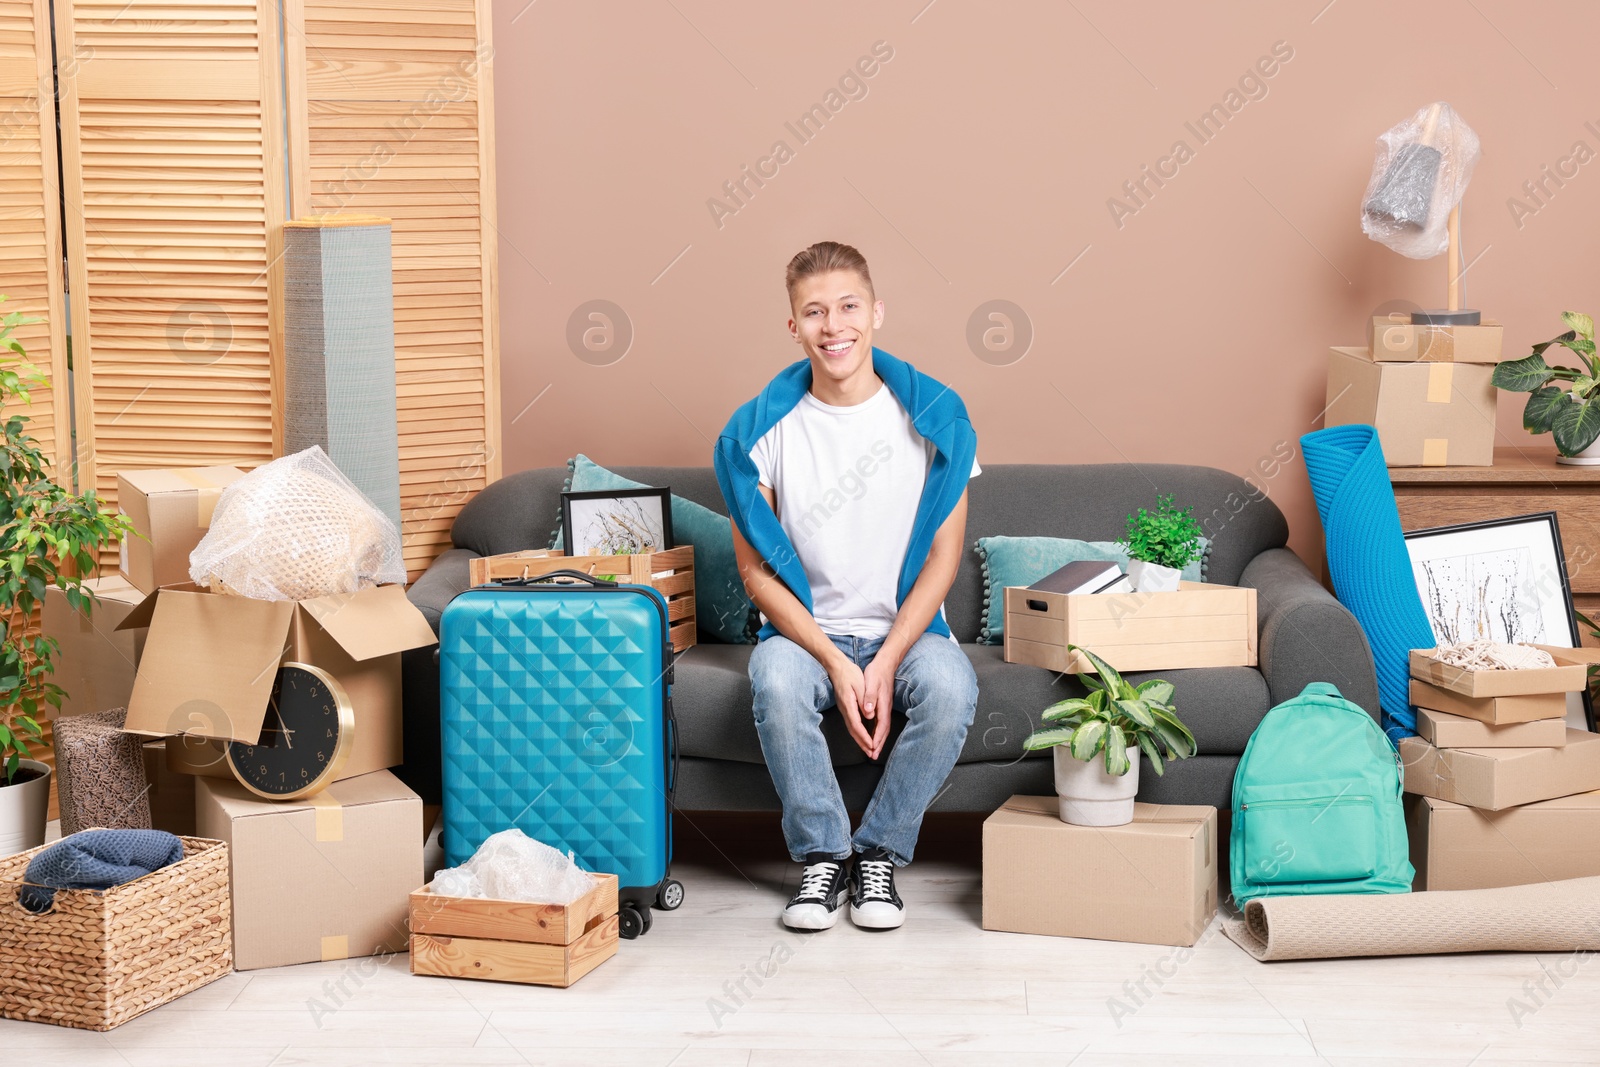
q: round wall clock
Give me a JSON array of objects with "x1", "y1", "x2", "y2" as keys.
[{"x1": 226, "y1": 662, "x2": 355, "y2": 801}]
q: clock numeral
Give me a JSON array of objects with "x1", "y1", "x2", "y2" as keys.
[
  {"x1": 317, "y1": 750, "x2": 326, "y2": 761},
  {"x1": 259, "y1": 764, "x2": 267, "y2": 775},
  {"x1": 301, "y1": 768, "x2": 309, "y2": 778}
]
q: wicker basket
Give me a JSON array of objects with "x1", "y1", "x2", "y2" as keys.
[{"x1": 0, "y1": 834, "x2": 233, "y2": 1031}]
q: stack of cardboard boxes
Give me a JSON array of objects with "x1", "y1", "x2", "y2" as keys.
[
  {"x1": 1401, "y1": 646, "x2": 1600, "y2": 889},
  {"x1": 43, "y1": 464, "x2": 439, "y2": 971},
  {"x1": 1324, "y1": 313, "x2": 1504, "y2": 467}
]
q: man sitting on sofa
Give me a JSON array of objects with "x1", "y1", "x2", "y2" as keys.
[{"x1": 714, "y1": 240, "x2": 981, "y2": 931}]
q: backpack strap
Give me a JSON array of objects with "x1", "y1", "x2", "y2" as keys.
[{"x1": 1300, "y1": 682, "x2": 1343, "y2": 700}]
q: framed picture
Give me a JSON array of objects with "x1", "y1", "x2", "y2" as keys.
[
  {"x1": 1403, "y1": 511, "x2": 1593, "y2": 729},
  {"x1": 561, "y1": 487, "x2": 674, "y2": 557}
]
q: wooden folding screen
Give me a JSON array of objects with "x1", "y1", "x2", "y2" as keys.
[
  {"x1": 0, "y1": 0, "x2": 71, "y2": 472},
  {"x1": 284, "y1": 0, "x2": 501, "y2": 578},
  {"x1": 54, "y1": 0, "x2": 286, "y2": 569}
]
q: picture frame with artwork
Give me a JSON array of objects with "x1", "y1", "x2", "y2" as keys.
[
  {"x1": 561, "y1": 487, "x2": 674, "y2": 558},
  {"x1": 1403, "y1": 510, "x2": 1594, "y2": 729}
]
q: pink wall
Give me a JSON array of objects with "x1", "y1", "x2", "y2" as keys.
[{"x1": 491, "y1": 0, "x2": 1600, "y2": 560}]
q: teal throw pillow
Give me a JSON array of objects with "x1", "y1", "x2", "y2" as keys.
[
  {"x1": 552, "y1": 455, "x2": 759, "y2": 644},
  {"x1": 974, "y1": 535, "x2": 1210, "y2": 645}
]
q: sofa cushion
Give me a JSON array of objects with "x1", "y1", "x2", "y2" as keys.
[{"x1": 670, "y1": 641, "x2": 1273, "y2": 768}]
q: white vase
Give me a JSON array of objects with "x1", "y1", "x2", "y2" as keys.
[
  {"x1": 0, "y1": 759, "x2": 51, "y2": 857},
  {"x1": 1126, "y1": 559, "x2": 1181, "y2": 593},
  {"x1": 1054, "y1": 745, "x2": 1139, "y2": 826}
]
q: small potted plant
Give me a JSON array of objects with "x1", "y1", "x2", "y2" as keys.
[
  {"x1": 1492, "y1": 311, "x2": 1600, "y2": 465},
  {"x1": 1119, "y1": 494, "x2": 1202, "y2": 593},
  {"x1": 1022, "y1": 645, "x2": 1196, "y2": 826},
  {"x1": 1, "y1": 297, "x2": 134, "y2": 854}
]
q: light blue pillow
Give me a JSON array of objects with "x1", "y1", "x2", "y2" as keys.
[
  {"x1": 552, "y1": 455, "x2": 759, "y2": 644},
  {"x1": 974, "y1": 536, "x2": 1210, "y2": 646}
]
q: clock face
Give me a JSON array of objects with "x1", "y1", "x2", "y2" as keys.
[{"x1": 227, "y1": 663, "x2": 354, "y2": 800}]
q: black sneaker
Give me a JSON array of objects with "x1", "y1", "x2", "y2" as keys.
[
  {"x1": 850, "y1": 847, "x2": 905, "y2": 930},
  {"x1": 782, "y1": 852, "x2": 849, "y2": 930}
]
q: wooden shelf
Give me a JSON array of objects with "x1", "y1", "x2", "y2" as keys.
[{"x1": 1390, "y1": 446, "x2": 1600, "y2": 484}]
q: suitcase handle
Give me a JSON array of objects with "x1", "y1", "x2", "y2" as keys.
[{"x1": 496, "y1": 569, "x2": 618, "y2": 588}]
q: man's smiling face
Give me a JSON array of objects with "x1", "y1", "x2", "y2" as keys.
[{"x1": 788, "y1": 269, "x2": 884, "y2": 387}]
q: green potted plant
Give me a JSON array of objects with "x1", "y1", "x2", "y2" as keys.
[
  {"x1": 1491, "y1": 311, "x2": 1600, "y2": 465},
  {"x1": 1, "y1": 297, "x2": 134, "y2": 855},
  {"x1": 1022, "y1": 645, "x2": 1196, "y2": 826},
  {"x1": 1119, "y1": 494, "x2": 1203, "y2": 593}
]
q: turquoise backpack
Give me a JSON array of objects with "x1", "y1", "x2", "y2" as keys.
[{"x1": 1230, "y1": 682, "x2": 1413, "y2": 904}]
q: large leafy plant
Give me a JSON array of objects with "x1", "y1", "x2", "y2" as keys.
[
  {"x1": 1120, "y1": 493, "x2": 1202, "y2": 571},
  {"x1": 1492, "y1": 312, "x2": 1600, "y2": 456},
  {"x1": 1, "y1": 296, "x2": 135, "y2": 783},
  {"x1": 1022, "y1": 645, "x2": 1197, "y2": 776}
]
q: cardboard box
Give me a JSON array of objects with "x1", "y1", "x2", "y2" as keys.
[
  {"x1": 1406, "y1": 792, "x2": 1600, "y2": 890},
  {"x1": 1409, "y1": 647, "x2": 1598, "y2": 700},
  {"x1": 410, "y1": 874, "x2": 619, "y2": 988},
  {"x1": 121, "y1": 583, "x2": 437, "y2": 783},
  {"x1": 1410, "y1": 679, "x2": 1569, "y2": 726},
  {"x1": 196, "y1": 770, "x2": 422, "y2": 970},
  {"x1": 117, "y1": 466, "x2": 247, "y2": 594},
  {"x1": 982, "y1": 795, "x2": 1217, "y2": 947},
  {"x1": 141, "y1": 740, "x2": 197, "y2": 836},
  {"x1": 1367, "y1": 314, "x2": 1504, "y2": 363},
  {"x1": 1325, "y1": 347, "x2": 1495, "y2": 467},
  {"x1": 165, "y1": 734, "x2": 232, "y2": 779},
  {"x1": 41, "y1": 575, "x2": 149, "y2": 719},
  {"x1": 1399, "y1": 731, "x2": 1600, "y2": 810},
  {"x1": 1002, "y1": 582, "x2": 1256, "y2": 674},
  {"x1": 1416, "y1": 706, "x2": 1568, "y2": 748}
]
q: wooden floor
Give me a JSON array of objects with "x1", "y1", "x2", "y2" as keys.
[{"x1": 6, "y1": 813, "x2": 1600, "y2": 1065}]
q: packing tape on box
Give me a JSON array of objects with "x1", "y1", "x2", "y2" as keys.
[
  {"x1": 1422, "y1": 439, "x2": 1450, "y2": 466},
  {"x1": 311, "y1": 795, "x2": 344, "y2": 842},
  {"x1": 320, "y1": 934, "x2": 349, "y2": 962},
  {"x1": 171, "y1": 469, "x2": 227, "y2": 527},
  {"x1": 1426, "y1": 362, "x2": 1454, "y2": 404}
]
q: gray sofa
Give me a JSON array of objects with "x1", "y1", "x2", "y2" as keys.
[{"x1": 398, "y1": 463, "x2": 1380, "y2": 821}]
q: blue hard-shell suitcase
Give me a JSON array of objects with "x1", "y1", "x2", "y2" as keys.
[{"x1": 439, "y1": 570, "x2": 682, "y2": 938}]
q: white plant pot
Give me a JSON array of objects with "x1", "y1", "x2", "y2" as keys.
[
  {"x1": 1054, "y1": 745, "x2": 1139, "y2": 826},
  {"x1": 0, "y1": 759, "x2": 50, "y2": 857},
  {"x1": 1557, "y1": 437, "x2": 1600, "y2": 465},
  {"x1": 1127, "y1": 559, "x2": 1182, "y2": 593}
]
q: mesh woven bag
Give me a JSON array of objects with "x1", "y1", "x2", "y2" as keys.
[{"x1": 188, "y1": 446, "x2": 405, "y2": 600}]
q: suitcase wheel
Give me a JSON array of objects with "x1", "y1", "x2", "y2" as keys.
[
  {"x1": 619, "y1": 904, "x2": 646, "y2": 940},
  {"x1": 654, "y1": 879, "x2": 684, "y2": 912}
]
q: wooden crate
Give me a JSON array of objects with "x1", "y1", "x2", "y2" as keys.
[
  {"x1": 409, "y1": 873, "x2": 619, "y2": 988},
  {"x1": 1003, "y1": 581, "x2": 1257, "y2": 674},
  {"x1": 469, "y1": 547, "x2": 697, "y2": 652}
]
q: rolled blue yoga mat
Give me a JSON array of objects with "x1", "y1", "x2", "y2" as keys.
[{"x1": 1301, "y1": 424, "x2": 1434, "y2": 739}]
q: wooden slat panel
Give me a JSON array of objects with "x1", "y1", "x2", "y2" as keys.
[
  {"x1": 57, "y1": 0, "x2": 285, "y2": 569},
  {"x1": 286, "y1": 0, "x2": 499, "y2": 580},
  {"x1": 0, "y1": 0, "x2": 70, "y2": 477}
]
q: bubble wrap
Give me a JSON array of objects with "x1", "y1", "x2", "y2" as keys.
[
  {"x1": 431, "y1": 829, "x2": 597, "y2": 904},
  {"x1": 188, "y1": 445, "x2": 405, "y2": 600},
  {"x1": 1361, "y1": 102, "x2": 1480, "y2": 260}
]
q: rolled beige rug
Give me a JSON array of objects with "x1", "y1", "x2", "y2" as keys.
[{"x1": 1224, "y1": 877, "x2": 1600, "y2": 961}]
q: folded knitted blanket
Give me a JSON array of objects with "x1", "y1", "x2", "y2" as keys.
[
  {"x1": 20, "y1": 829, "x2": 185, "y2": 913},
  {"x1": 1301, "y1": 424, "x2": 1436, "y2": 739}
]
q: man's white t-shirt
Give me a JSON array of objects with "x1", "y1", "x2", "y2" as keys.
[{"x1": 749, "y1": 382, "x2": 980, "y2": 638}]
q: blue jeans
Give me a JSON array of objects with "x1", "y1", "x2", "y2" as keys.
[{"x1": 748, "y1": 632, "x2": 978, "y2": 867}]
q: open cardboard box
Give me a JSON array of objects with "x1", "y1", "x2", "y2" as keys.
[
  {"x1": 120, "y1": 583, "x2": 437, "y2": 782},
  {"x1": 1409, "y1": 646, "x2": 1600, "y2": 699}
]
